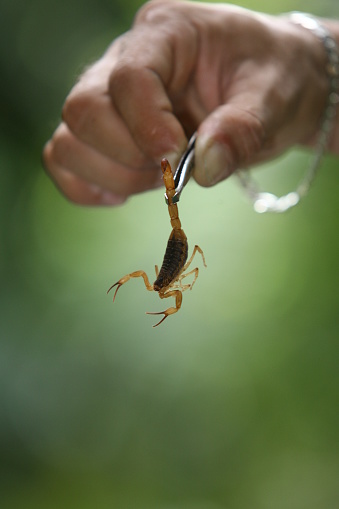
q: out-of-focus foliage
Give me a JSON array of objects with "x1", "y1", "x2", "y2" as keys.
[{"x1": 1, "y1": 1, "x2": 338, "y2": 508}]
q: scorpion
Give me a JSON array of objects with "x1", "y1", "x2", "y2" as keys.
[{"x1": 107, "y1": 157, "x2": 206, "y2": 327}]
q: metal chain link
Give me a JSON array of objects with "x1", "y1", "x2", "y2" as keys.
[{"x1": 238, "y1": 12, "x2": 339, "y2": 213}]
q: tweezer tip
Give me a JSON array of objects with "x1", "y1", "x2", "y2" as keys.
[
  {"x1": 164, "y1": 192, "x2": 179, "y2": 205},
  {"x1": 163, "y1": 131, "x2": 197, "y2": 205}
]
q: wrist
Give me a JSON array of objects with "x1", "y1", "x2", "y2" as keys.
[{"x1": 288, "y1": 13, "x2": 339, "y2": 154}]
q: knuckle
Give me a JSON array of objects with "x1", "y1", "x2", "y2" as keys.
[
  {"x1": 215, "y1": 108, "x2": 266, "y2": 168},
  {"x1": 108, "y1": 60, "x2": 138, "y2": 94},
  {"x1": 134, "y1": 0, "x2": 173, "y2": 26},
  {"x1": 44, "y1": 125, "x2": 72, "y2": 170},
  {"x1": 62, "y1": 91, "x2": 93, "y2": 136},
  {"x1": 49, "y1": 129, "x2": 70, "y2": 166},
  {"x1": 233, "y1": 111, "x2": 266, "y2": 165},
  {"x1": 43, "y1": 133, "x2": 103, "y2": 206}
]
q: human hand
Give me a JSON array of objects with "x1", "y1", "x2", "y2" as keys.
[{"x1": 43, "y1": 0, "x2": 332, "y2": 205}]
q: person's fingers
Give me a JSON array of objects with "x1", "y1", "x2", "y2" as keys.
[
  {"x1": 194, "y1": 22, "x2": 328, "y2": 188},
  {"x1": 43, "y1": 141, "x2": 126, "y2": 206},
  {"x1": 45, "y1": 123, "x2": 163, "y2": 197},
  {"x1": 109, "y1": 63, "x2": 188, "y2": 161},
  {"x1": 107, "y1": 13, "x2": 200, "y2": 162},
  {"x1": 43, "y1": 123, "x2": 164, "y2": 206},
  {"x1": 62, "y1": 30, "x2": 190, "y2": 171},
  {"x1": 194, "y1": 103, "x2": 267, "y2": 187},
  {"x1": 61, "y1": 55, "x2": 154, "y2": 170}
]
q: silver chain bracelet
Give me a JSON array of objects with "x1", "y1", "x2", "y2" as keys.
[{"x1": 238, "y1": 12, "x2": 339, "y2": 213}]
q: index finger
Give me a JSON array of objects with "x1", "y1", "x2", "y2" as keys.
[{"x1": 108, "y1": 18, "x2": 198, "y2": 161}]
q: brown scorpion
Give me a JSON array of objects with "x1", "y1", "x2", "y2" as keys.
[{"x1": 107, "y1": 158, "x2": 206, "y2": 327}]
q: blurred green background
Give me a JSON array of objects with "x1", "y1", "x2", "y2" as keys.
[{"x1": 1, "y1": 0, "x2": 339, "y2": 508}]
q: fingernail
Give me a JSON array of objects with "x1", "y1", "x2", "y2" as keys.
[
  {"x1": 100, "y1": 191, "x2": 126, "y2": 206},
  {"x1": 88, "y1": 184, "x2": 126, "y2": 206},
  {"x1": 195, "y1": 135, "x2": 233, "y2": 186}
]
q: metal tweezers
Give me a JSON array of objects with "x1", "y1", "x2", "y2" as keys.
[{"x1": 164, "y1": 132, "x2": 197, "y2": 204}]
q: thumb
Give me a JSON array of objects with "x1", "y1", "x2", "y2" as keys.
[{"x1": 194, "y1": 104, "x2": 266, "y2": 187}]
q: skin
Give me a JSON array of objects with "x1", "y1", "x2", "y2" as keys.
[{"x1": 43, "y1": 0, "x2": 339, "y2": 206}]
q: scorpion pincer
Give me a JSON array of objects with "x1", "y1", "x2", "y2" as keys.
[{"x1": 107, "y1": 158, "x2": 206, "y2": 327}]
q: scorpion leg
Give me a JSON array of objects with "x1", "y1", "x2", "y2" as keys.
[
  {"x1": 146, "y1": 289, "x2": 183, "y2": 328},
  {"x1": 170, "y1": 246, "x2": 206, "y2": 293},
  {"x1": 169, "y1": 270, "x2": 198, "y2": 292},
  {"x1": 107, "y1": 270, "x2": 153, "y2": 302},
  {"x1": 183, "y1": 245, "x2": 207, "y2": 272},
  {"x1": 177, "y1": 267, "x2": 200, "y2": 291}
]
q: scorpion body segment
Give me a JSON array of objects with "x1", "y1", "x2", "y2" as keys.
[
  {"x1": 108, "y1": 157, "x2": 206, "y2": 327},
  {"x1": 153, "y1": 228, "x2": 188, "y2": 291}
]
